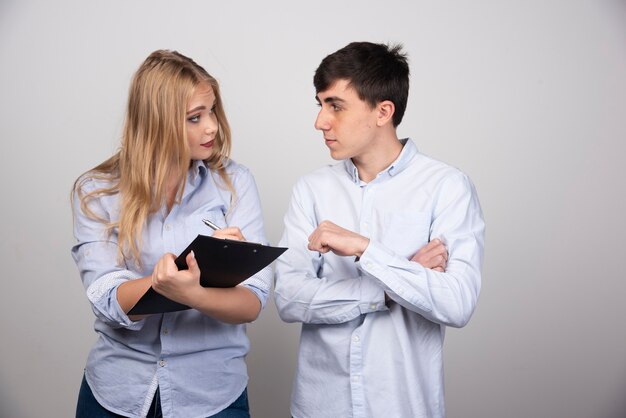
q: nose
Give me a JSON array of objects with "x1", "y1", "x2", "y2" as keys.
[
  {"x1": 204, "y1": 113, "x2": 218, "y2": 135},
  {"x1": 314, "y1": 108, "x2": 329, "y2": 131}
]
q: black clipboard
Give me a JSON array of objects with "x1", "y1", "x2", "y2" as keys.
[{"x1": 128, "y1": 235, "x2": 287, "y2": 315}]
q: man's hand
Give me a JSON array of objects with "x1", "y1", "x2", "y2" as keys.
[
  {"x1": 410, "y1": 238, "x2": 448, "y2": 272},
  {"x1": 385, "y1": 239, "x2": 449, "y2": 305},
  {"x1": 308, "y1": 220, "x2": 370, "y2": 257}
]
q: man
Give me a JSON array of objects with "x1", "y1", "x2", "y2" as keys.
[{"x1": 274, "y1": 41, "x2": 485, "y2": 418}]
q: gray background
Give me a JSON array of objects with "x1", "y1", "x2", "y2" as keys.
[{"x1": 1, "y1": 1, "x2": 625, "y2": 417}]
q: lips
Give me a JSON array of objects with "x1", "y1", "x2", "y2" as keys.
[{"x1": 201, "y1": 139, "x2": 214, "y2": 148}]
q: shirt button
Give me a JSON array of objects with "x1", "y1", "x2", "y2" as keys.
[
  {"x1": 352, "y1": 375, "x2": 360, "y2": 383},
  {"x1": 370, "y1": 304, "x2": 377, "y2": 310},
  {"x1": 159, "y1": 360, "x2": 166, "y2": 367},
  {"x1": 163, "y1": 328, "x2": 169, "y2": 335},
  {"x1": 353, "y1": 335, "x2": 360, "y2": 343},
  {"x1": 164, "y1": 224, "x2": 172, "y2": 231}
]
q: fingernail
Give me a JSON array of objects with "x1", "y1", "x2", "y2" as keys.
[{"x1": 190, "y1": 250, "x2": 195, "y2": 259}]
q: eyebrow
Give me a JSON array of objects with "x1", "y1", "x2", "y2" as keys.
[
  {"x1": 186, "y1": 105, "x2": 206, "y2": 114},
  {"x1": 186, "y1": 101, "x2": 216, "y2": 114},
  {"x1": 315, "y1": 95, "x2": 346, "y2": 105}
]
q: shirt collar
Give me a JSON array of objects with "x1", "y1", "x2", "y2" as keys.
[
  {"x1": 343, "y1": 138, "x2": 417, "y2": 184},
  {"x1": 190, "y1": 160, "x2": 208, "y2": 184}
]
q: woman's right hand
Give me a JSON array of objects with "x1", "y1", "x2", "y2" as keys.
[{"x1": 212, "y1": 226, "x2": 245, "y2": 241}]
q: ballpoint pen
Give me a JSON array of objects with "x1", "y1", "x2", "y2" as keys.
[{"x1": 202, "y1": 219, "x2": 221, "y2": 231}]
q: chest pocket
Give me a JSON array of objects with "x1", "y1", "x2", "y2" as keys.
[{"x1": 381, "y1": 210, "x2": 431, "y2": 258}]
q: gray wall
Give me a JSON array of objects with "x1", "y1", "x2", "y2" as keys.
[{"x1": 1, "y1": 1, "x2": 625, "y2": 417}]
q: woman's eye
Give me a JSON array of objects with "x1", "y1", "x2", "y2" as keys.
[{"x1": 188, "y1": 115, "x2": 200, "y2": 123}]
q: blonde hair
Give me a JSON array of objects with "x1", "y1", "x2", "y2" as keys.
[{"x1": 73, "y1": 50, "x2": 234, "y2": 267}]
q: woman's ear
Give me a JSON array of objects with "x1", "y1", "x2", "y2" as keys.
[{"x1": 376, "y1": 100, "x2": 395, "y2": 127}]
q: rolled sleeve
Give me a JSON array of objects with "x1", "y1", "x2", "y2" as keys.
[
  {"x1": 72, "y1": 180, "x2": 146, "y2": 330},
  {"x1": 72, "y1": 240, "x2": 145, "y2": 329}
]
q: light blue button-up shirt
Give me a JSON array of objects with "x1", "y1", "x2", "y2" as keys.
[
  {"x1": 274, "y1": 139, "x2": 485, "y2": 418},
  {"x1": 72, "y1": 159, "x2": 271, "y2": 418}
]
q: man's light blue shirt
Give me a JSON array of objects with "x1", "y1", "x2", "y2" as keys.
[
  {"x1": 275, "y1": 139, "x2": 485, "y2": 418},
  {"x1": 72, "y1": 159, "x2": 271, "y2": 418}
]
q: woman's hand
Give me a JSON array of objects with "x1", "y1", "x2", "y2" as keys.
[
  {"x1": 151, "y1": 248, "x2": 261, "y2": 323},
  {"x1": 151, "y1": 251, "x2": 202, "y2": 305},
  {"x1": 212, "y1": 226, "x2": 245, "y2": 241}
]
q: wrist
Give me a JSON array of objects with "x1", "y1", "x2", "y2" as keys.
[{"x1": 354, "y1": 237, "x2": 370, "y2": 258}]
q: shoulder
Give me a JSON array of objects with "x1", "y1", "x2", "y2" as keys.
[
  {"x1": 71, "y1": 171, "x2": 119, "y2": 219},
  {"x1": 407, "y1": 152, "x2": 479, "y2": 207},
  {"x1": 294, "y1": 163, "x2": 344, "y2": 190},
  {"x1": 221, "y1": 159, "x2": 256, "y2": 188},
  {"x1": 410, "y1": 151, "x2": 471, "y2": 185},
  {"x1": 222, "y1": 158, "x2": 252, "y2": 179},
  {"x1": 73, "y1": 170, "x2": 117, "y2": 198},
  {"x1": 207, "y1": 158, "x2": 257, "y2": 193}
]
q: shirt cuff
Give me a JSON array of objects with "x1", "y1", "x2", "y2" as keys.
[
  {"x1": 358, "y1": 274, "x2": 387, "y2": 314},
  {"x1": 241, "y1": 265, "x2": 272, "y2": 309},
  {"x1": 87, "y1": 270, "x2": 145, "y2": 330},
  {"x1": 356, "y1": 240, "x2": 394, "y2": 277}
]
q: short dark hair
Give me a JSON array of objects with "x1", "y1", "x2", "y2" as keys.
[{"x1": 314, "y1": 41, "x2": 410, "y2": 127}]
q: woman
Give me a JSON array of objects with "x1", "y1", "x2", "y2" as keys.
[{"x1": 71, "y1": 50, "x2": 269, "y2": 417}]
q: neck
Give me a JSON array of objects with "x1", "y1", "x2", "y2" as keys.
[{"x1": 352, "y1": 133, "x2": 403, "y2": 183}]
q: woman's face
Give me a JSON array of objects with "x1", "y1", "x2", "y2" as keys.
[{"x1": 186, "y1": 82, "x2": 218, "y2": 161}]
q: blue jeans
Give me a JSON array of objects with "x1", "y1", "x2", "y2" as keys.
[{"x1": 76, "y1": 374, "x2": 250, "y2": 418}]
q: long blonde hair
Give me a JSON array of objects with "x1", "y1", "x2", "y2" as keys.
[{"x1": 73, "y1": 50, "x2": 234, "y2": 267}]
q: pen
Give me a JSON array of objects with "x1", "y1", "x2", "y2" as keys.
[{"x1": 202, "y1": 219, "x2": 221, "y2": 231}]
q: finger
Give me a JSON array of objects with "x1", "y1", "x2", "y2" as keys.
[
  {"x1": 308, "y1": 225, "x2": 323, "y2": 243},
  {"x1": 307, "y1": 240, "x2": 321, "y2": 252},
  {"x1": 217, "y1": 234, "x2": 243, "y2": 241},
  {"x1": 152, "y1": 259, "x2": 165, "y2": 284},
  {"x1": 411, "y1": 246, "x2": 440, "y2": 265},
  {"x1": 410, "y1": 239, "x2": 442, "y2": 260},
  {"x1": 430, "y1": 238, "x2": 448, "y2": 260},
  {"x1": 186, "y1": 250, "x2": 201, "y2": 277},
  {"x1": 423, "y1": 243, "x2": 448, "y2": 263},
  {"x1": 307, "y1": 240, "x2": 329, "y2": 253},
  {"x1": 433, "y1": 266, "x2": 445, "y2": 272},
  {"x1": 153, "y1": 253, "x2": 177, "y2": 283},
  {"x1": 426, "y1": 238, "x2": 441, "y2": 248},
  {"x1": 214, "y1": 227, "x2": 245, "y2": 241}
]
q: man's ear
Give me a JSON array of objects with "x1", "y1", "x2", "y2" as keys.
[{"x1": 376, "y1": 100, "x2": 395, "y2": 127}]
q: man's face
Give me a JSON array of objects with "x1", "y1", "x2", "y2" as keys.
[{"x1": 315, "y1": 79, "x2": 379, "y2": 161}]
